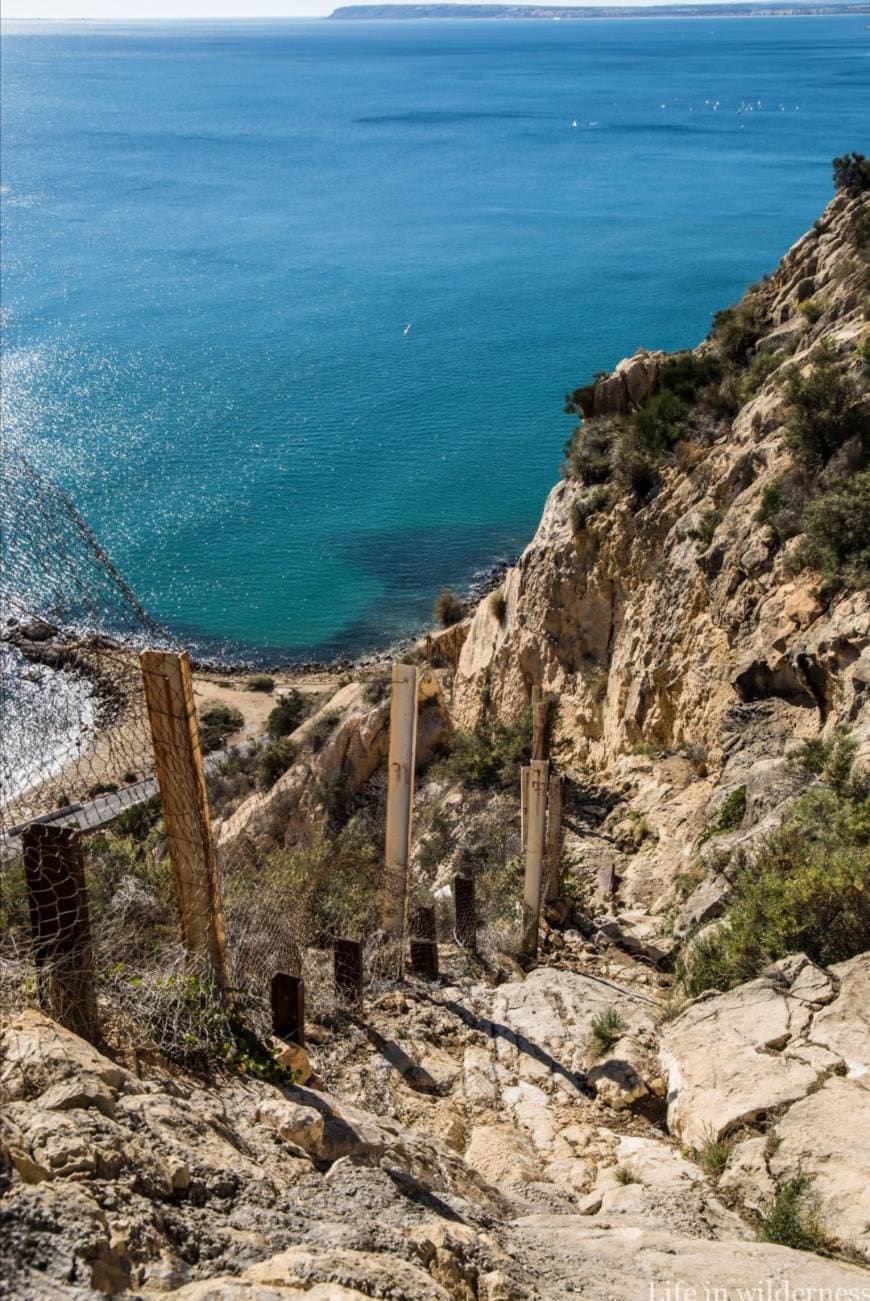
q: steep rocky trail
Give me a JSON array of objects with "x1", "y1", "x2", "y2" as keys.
[{"x1": 3, "y1": 936, "x2": 869, "y2": 1296}]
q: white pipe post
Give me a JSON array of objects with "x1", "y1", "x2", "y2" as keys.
[
  {"x1": 381, "y1": 663, "x2": 419, "y2": 942},
  {"x1": 520, "y1": 765, "x2": 530, "y2": 852},
  {"x1": 522, "y1": 758, "x2": 549, "y2": 961}
]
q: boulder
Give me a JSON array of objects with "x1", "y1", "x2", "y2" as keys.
[{"x1": 768, "y1": 1075, "x2": 870, "y2": 1258}]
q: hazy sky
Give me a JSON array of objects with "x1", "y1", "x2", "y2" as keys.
[{"x1": 3, "y1": 0, "x2": 811, "y2": 20}]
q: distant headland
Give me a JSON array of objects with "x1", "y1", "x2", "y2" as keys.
[{"x1": 328, "y1": 3, "x2": 870, "y2": 17}]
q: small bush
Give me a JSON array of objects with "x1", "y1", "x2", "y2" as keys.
[
  {"x1": 198, "y1": 702, "x2": 243, "y2": 753},
  {"x1": 696, "y1": 1132, "x2": 733, "y2": 1179},
  {"x1": 698, "y1": 785, "x2": 746, "y2": 846},
  {"x1": 257, "y1": 737, "x2": 299, "y2": 791},
  {"x1": 246, "y1": 674, "x2": 275, "y2": 693},
  {"x1": 739, "y1": 349, "x2": 785, "y2": 401},
  {"x1": 489, "y1": 587, "x2": 507, "y2": 622},
  {"x1": 266, "y1": 689, "x2": 307, "y2": 740},
  {"x1": 363, "y1": 669, "x2": 391, "y2": 705},
  {"x1": 308, "y1": 711, "x2": 340, "y2": 752},
  {"x1": 760, "y1": 1175, "x2": 831, "y2": 1254},
  {"x1": 589, "y1": 1006, "x2": 626, "y2": 1058},
  {"x1": 632, "y1": 389, "x2": 690, "y2": 455},
  {"x1": 563, "y1": 416, "x2": 623, "y2": 485},
  {"x1": 832, "y1": 151, "x2": 870, "y2": 194},
  {"x1": 797, "y1": 297, "x2": 825, "y2": 325},
  {"x1": 691, "y1": 509, "x2": 723, "y2": 548},
  {"x1": 121, "y1": 770, "x2": 139, "y2": 784},
  {"x1": 784, "y1": 347, "x2": 863, "y2": 471},
  {"x1": 713, "y1": 301, "x2": 766, "y2": 366},
  {"x1": 849, "y1": 202, "x2": 870, "y2": 255},
  {"x1": 433, "y1": 587, "x2": 466, "y2": 628},
  {"x1": 613, "y1": 1165, "x2": 636, "y2": 1185},
  {"x1": 679, "y1": 763, "x2": 870, "y2": 997},
  {"x1": 563, "y1": 370, "x2": 609, "y2": 419},
  {"x1": 88, "y1": 782, "x2": 119, "y2": 798},
  {"x1": 112, "y1": 795, "x2": 161, "y2": 841},
  {"x1": 433, "y1": 710, "x2": 531, "y2": 791},
  {"x1": 571, "y1": 484, "x2": 616, "y2": 533},
  {"x1": 788, "y1": 469, "x2": 870, "y2": 591},
  {"x1": 611, "y1": 423, "x2": 659, "y2": 501},
  {"x1": 793, "y1": 735, "x2": 832, "y2": 776},
  {"x1": 755, "y1": 471, "x2": 809, "y2": 545}
]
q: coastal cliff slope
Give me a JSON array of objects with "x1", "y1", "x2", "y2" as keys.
[{"x1": 454, "y1": 184, "x2": 869, "y2": 943}]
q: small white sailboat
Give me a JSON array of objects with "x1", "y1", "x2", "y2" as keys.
[{"x1": 403, "y1": 322, "x2": 412, "y2": 336}]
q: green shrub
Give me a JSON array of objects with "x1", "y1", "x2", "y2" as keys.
[
  {"x1": 257, "y1": 737, "x2": 299, "y2": 791},
  {"x1": 698, "y1": 785, "x2": 747, "y2": 846},
  {"x1": 695, "y1": 1132, "x2": 734, "y2": 1178},
  {"x1": 760, "y1": 1176, "x2": 831, "y2": 1254},
  {"x1": 784, "y1": 348, "x2": 863, "y2": 470},
  {"x1": 832, "y1": 151, "x2": 870, "y2": 194},
  {"x1": 589, "y1": 1006, "x2": 627, "y2": 1058},
  {"x1": 611, "y1": 423, "x2": 660, "y2": 501},
  {"x1": 712, "y1": 301, "x2": 766, "y2": 366},
  {"x1": 788, "y1": 469, "x2": 870, "y2": 591},
  {"x1": 691, "y1": 509, "x2": 723, "y2": 548},
  {"x1": 755, "y1": 472, "x2": 810, "y2": 544},
  {"x1": 266, "y1": 689, "x2": 307, "y2": 739},
  {"x1": 198, "y1": 702, "x2": 244, "y2": 752},
  {"x1": 121, "y1": 770, "x2": 139, "y2": 785},
  {"x1": 571, "y1": 484, "x2": 616, "y2": 533},
  {"x1": 657, "y1": 351, "x2": 722, "y2": 403},
  {"x1": 632, "y1": 390, "x2": 690, "y2": 454},
  {"x1": 433, "y1": 587, "x2": 466, "y2": 628},
  {"x1": 678, "y1": 769, "x2": 870, "y2": 997},
  {"x1": 849, "y1": 202, "x2": 870, "y2": 255},
  {"x1": 739, "y1": 349, "x2": 785, "y2": 401},
  {"x1": 793, "y1": 735, "x2": 833, "y2": 776},
  {"x1": 613, "y1": 1165, "x2": 636, "y2": 1185},
  {"x1": 113, "y1": 795, "x2": 161, "y2": 840},
  {"x1": 88, "y1": 782, "x2": 119, "y2": 798},
  {"x1": 363, "y1": 669, "x2": 391, "y2": 705},
  {"x1": 489, "y1": 587, "x2": 507, "y2": 622},
  {"x1": 563, "y1": 370, "x2": 609, "y2": 419},
  {"x1": 308, "y1": 711, "x2": 340, "y2": 752},
  {"x1": 246, "y1": 674, "x2": 275, "y2": 693},
  {"x1": 563, "y1": 416, "x2": 623, "y2": 485},
  {"x1": 434, "y1": 710, "x2": 531, "y2": 791},
  {"x1": 797, "y1": 297, "x2": 825, "y2": 325}
]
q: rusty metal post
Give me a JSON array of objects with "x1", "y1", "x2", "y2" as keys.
[
  {"x1": 139, "y1": 650, "x2": 228, "y2": 993},
  {"x1": 381, "y1": 663, "x2": 418, "y2": 946},
  {"x1": 544, "y1": 773, "x2": 564, "y2": 904},
  {"x1": 453, "y1": 875, "x2": 476, "y2": 950},
  {"x1": 271, "y1": 972, "x2": 305, "y2": 1046},
  {"x1": 22, "y1": 824, "x2": 99, "y2": 1042},
  {"x1": 333, "y1": 938, "x2": 363, "y2": 1004},
  {"x1": 521, "y1": 759, "x2": 549, "y2": 961}
]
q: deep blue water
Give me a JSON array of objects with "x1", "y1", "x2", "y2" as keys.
[{"x1": 2, "y1": 16, "x2": 868, "y2": 661}]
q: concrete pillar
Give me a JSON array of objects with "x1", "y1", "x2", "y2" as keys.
[
  {"x1": 381, "y1": 663, "x2": 418, "y2": 940},
  {"x1": 522, "y1": 759, "x2": 549, "y2": 960}
]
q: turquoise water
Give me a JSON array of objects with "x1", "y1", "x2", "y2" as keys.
[{"x1": 2, "y1": 16, "x2": 868, "y2": 661}]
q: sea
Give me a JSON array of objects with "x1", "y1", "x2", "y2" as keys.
[{"x1": 2, "y1": 14, "x2": 868, "y2": 664}]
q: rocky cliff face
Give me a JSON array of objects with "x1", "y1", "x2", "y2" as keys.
[{"x1": 454, "y1": 188, "x2": 869, "y2": 938}]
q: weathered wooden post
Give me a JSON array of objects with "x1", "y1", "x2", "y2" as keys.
[
  {"x1": 271, "y1": 972, "x2": 305, "y2": 1046},
  {"x1": 544, "y1": 773, "x2": 564, "y2": 904},
  {"x1": 22, "y1": 824, "x2": 99, "y2": 1043},
  {"x1": 381, "y1": 663, "x2": 418, "y2": 944},
  {"x1": 453, "y1": 875, "x2": 476, "y2": 950},
  {"x1": 139, "y1": 650, "x2": 228, "y2": 992},
  {"x1": 521, "y1": 759, "x2": 549, "y2": 961},
  {"x1": 333, "y1": 938, "x2": 363, "y2": 1004}
]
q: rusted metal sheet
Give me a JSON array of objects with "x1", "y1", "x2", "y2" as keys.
[
  {"x1": 453, "y1": 874, "x2": 476, "y2": 950},
  {"x1": 333, "y1": 938, "x2": 363, "y2": 1004},
  {"x1": 22, "y1": 823, "x2": 98, "y2": 1042},
  {"x1": 271, "y1": 972, "x2": 305, "y2": 1045}
]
